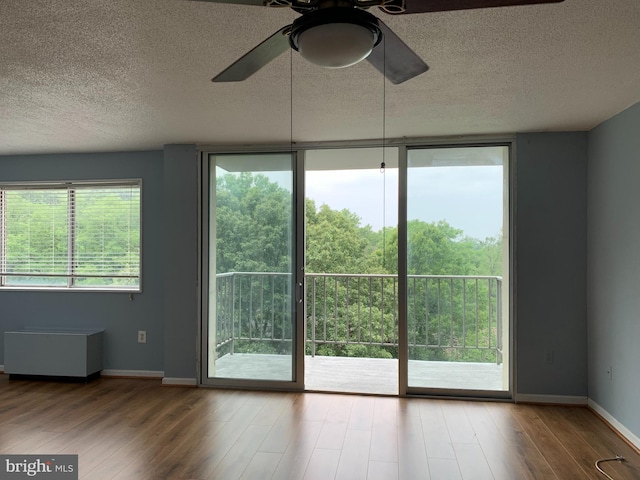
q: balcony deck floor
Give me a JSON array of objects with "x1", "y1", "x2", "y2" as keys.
[{"x1": 213, "y1": 354, "x2": 506, "y2": 395}]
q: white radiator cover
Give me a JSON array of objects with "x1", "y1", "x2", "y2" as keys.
[{"x1": 4, "y1": 329, "x2": 104, "y2": 378}]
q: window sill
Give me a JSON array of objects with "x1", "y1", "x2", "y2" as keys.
[{"x1": 0, "y1": 286, "x2": 141, "y2": 294}]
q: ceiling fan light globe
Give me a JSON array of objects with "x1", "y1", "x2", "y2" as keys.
[{"x1": 297, "y1": 23, "x2": 374, "y2": 69}]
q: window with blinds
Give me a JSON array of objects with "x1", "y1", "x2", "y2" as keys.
[{"x1": 0, "y1": 181, "x2": 141, "y2": 290}]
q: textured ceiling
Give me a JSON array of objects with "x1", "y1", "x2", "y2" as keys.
[{"x1": 0, "y1": 0, "x2": 639, "y2": 155}]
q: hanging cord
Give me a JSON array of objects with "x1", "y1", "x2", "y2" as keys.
[
  {"x1": 380, "y1": 154, "x2": 386, "y2": 268},
  {"x1": 380, "y1": 34, "x2": 386, "y2": 270},
  {"x1": 595, "y1": 455, "x2": 625, "y2": 480},
  {"x1": 290, "y1": 47, "x2": 293, "y2": 154}
]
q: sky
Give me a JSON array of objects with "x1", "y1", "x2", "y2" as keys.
[
  {"x1": 306, "y1": 165, "x2": 504, "y2": 241},
  {"x1": 216, "y1": 147, "x2": 506, "y2": 241}
]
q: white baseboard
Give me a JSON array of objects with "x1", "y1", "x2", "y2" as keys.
[
  {"x1": 515, "y1": 393, "x2": 588, "y2": 405},
  {"x1": 162, "y1": 377, "x2": 197, "y2": 386},
  {"x1": 101, "y1": 369, "x2": 164, "y2": 379},
  {"x1": 588, "y1": 399, "x2": 640, "y2": 451}
]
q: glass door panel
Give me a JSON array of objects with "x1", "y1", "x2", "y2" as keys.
[
  {"x1": 405, "y1": 145, "x2": 509, "y2": 393},
  {"x1": 305, "y1": 147, "x2": 399, "y2": 395},
  {"x1": 206, "y1": 153, "x2": 298, "y2": 384}
]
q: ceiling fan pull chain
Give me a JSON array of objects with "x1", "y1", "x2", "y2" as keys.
[{"x1": 381, "y1": 34, "x2": 387, "y2": 269}]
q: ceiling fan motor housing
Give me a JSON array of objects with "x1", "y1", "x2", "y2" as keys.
[{"x1": 289, "y1": 8, "x2": 383, "y2": 68}]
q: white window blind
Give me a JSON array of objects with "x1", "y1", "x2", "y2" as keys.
[{"x1": 0, "y1": 181, "x2": 141, "y2": 290}]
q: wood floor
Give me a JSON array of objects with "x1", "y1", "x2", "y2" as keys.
[{"x1": 0, "y1": 375, "x2": 638, "y2": 480}]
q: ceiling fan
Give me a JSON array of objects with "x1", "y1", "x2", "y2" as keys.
[{"x1": 192, "y1": 0, "x2": 564, "y2": 85}]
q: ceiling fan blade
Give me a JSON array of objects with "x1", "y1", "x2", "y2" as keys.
[
  {"x1": 366, "y1": 19, "x2": 428, "y2": 85},
  {"x1": 385, "y1": 0, "x2": 564, "y2": 15},
  {"x1": 212, "y1": 25, "x2": 291, "y2": 82},
  {"x1": 190, "y1": 0, "x2": 266, "y2": 6}
]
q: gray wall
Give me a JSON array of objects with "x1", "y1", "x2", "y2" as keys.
[
  {"x1": 587, "y1": 102, "x2": 640, "y2": 438},
  {"x1": 515, "y1": 132, "x2": 588, "y2": 396},
  {"x1": 6, "y1": 131, "x2": 631, "y2": 412},
  {"x1": 0, "y1": 151, "x2": 165, "y2": 372},
  {"x1": 163, "y1": 144, "x2": 198, "y2": 379}
]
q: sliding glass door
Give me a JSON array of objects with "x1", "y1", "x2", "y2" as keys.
[
  {"x1": 304, "y1": 147, "x2": 399, "y2": 395},
  {"x1": 202, "y1": 152, "x2": 304, "y2": 389},
  {"x1": 402, "y1": 145, "x2": 510, "y2": 395},
  {"x1": 200, "y1": 142, "x2": 511, "y2": 397}
]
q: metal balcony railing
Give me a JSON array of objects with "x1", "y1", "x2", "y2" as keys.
[{"x1": 214, "y1": 272, "x2": 502, "y2": 364}]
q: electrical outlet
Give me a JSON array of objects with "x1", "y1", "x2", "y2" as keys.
[
  {"x1": 544, "y1": 349, "x2": 554, "y2": 365},
  {"x1": 137, "y1": 330, "x2": 147, "y2": 344}
]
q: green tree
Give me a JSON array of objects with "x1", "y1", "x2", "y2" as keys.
[
  {"x1": 74, "y1": 189, "x2": 140, "y2": 286},
  {"x1": 213, "y1": 172, "x2": 503, "y2": 362},
  {"x1": 4, "y1": 187, "x2": 140, "y2": 287},
  {"x1": 215, "y1": 171, "x2": 292, "y2": 274},
  {"x1": 478, "y1": 231, "x2": 503, "y2": 276},
  {"x1": 5, "y1": 191, "x2": 68, "y2": 285},
  {"x1": 306, "y1": 200, "x2": 375, "y2": 274}
]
